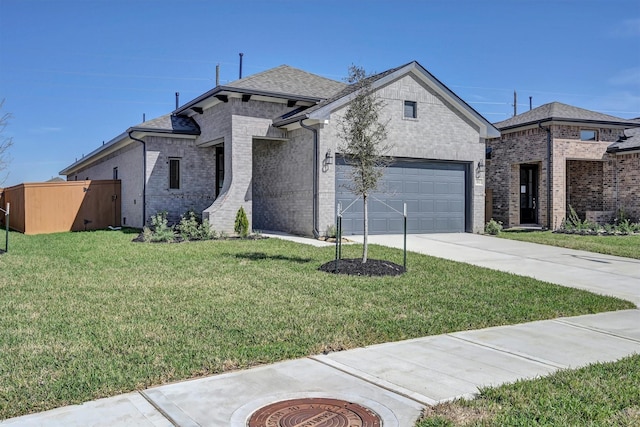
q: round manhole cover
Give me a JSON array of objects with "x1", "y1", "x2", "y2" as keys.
[{"x1": 248, "y1": 397, "x2": 382, "y2": 426}]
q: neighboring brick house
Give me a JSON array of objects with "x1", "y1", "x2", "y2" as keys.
[
  {"x1": 485, "y1": 102, "x2": 640, "y2": 229},
  {"x1": 61, "y1": 61, "x2": 499, "y2": 235}
]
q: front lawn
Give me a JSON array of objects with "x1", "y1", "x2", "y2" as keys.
[
  {"x1": 0, "y1": 230, "x2": 634, "y2": 419},
  {"x1": 498, "y1": 229, "x2": 640, "y2": 259},
  {"x1": 417, "y1": 354, "x2": 640, "y2": 426}
]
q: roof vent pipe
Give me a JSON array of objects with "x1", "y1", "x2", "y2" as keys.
[
  {"x1": 143, "y1": 113, "x2": 146, "y2": 123},
  {"x1": 175, "y1": 92, "x2": 179, "y2": 110},
  {"x1": 529, "y1": 97, "x2": 532, "y2": 111},
  {"x1": 239, "y1": 53, "x2": 244, "y2": 79},
  {"x1": 216, "y1": 64, "x2": 220, "y2": 86}
]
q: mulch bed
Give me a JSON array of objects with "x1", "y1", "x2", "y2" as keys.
[{"x1": 319, "y1": 258, "x2": 406, "y2": 276}]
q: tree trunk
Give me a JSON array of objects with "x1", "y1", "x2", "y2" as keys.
[{"x1": 362, "y1": 193, "x2": 368, "y2": 263}]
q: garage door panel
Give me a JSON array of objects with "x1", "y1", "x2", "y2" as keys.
[
  {"x1": 404, "y1": 180, "x2": 420, "y2": 194},
  {"x1": 336, "y1": 159, "x2": 467, "y2": 234},
  {"x1": 420, "y1": 199, "x2": 434, "y2": 213}
]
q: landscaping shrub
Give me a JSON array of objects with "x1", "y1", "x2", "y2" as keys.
[
  {"x1": 234, "y1": 206, "x2": 249, "y2": 238},
  {"x1": 143, "y1": 211, "x2": 177, "y2": 242},
  {"x1": 557, "y1": 205, "x2": 640, "y2": 236},
  {"x1": 485, "y1": 218, "x2": 503, "y2": 235},
  {"x1": 177, "y1": 210, "x2": 216, "y2": 240}
]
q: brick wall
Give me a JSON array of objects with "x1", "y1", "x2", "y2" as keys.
[
  {"x1": 144, "y1": 136, "x2": 217, "y2": 225},
  {"x1": 318, "y1": 73, "x2": 486, "y2": 234},
  {"x1": 613, "y1": 152, "x2": 640, "y2": 221},
  {"x1": 485, "y1": 127, "x2": 548, "y2": 227},
  {"x1": 196, "y1": 98, "x2": 292, "y2": 233},
  {"x1": 252, "y1": 127, "x2": 314, "y2": 235},
  {"x1": 566, "y1": 160, "x2": 604, "y2": 219},
  {"x1": 486, "y1": 124, "x2": 627, "y2": 229}
]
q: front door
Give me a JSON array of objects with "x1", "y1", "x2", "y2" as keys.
[{"x1": 520, "y1": 164, "x2": 538, "y2": 224}]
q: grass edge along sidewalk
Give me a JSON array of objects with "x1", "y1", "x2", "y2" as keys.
[
  {"x1": 417, "y1": 353, "x2": 640, "y2": 426},
  {"x1": 0, "y1": 230, "x2": 634, "y2": 419},
  {"x1": 498, "y1": 229, "x2": 640, "y2": 260}
]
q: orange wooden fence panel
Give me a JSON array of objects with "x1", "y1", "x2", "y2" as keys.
[{"x1": 0, "y1": 180, "x2": 121, "y2": 235}]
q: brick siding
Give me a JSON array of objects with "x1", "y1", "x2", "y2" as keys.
[{"x1": 486, "y1": 124, "x2": 633, "y2": 229}]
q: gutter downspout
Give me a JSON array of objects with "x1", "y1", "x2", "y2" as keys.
[
  {"x1": 300, "y1": 119, "x2": 320, "y2": 238},
  {"x1": 128, "y1": 130, "x2": 147, "y2": 227},
  {"x1": 538, "y1": 121, "x2": 552, "y2": 229}
]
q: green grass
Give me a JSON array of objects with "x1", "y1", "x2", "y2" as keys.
[
  {"x1": 498, "y1": 230, "x2": 640, "y2": 260},
  {"x1": 416, "y1": 354, "x2": 640, "y2": 426},
  {"x1": 0, "y1": 230, "x2": 634, "y2": 419}
]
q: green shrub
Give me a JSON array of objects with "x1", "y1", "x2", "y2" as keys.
[
  {"x1": 177, "y1": 210, "x2": 217, "y2": 241},
  {"x1": 561, "y1": 205, "x2": 598, "y2": 233},
  {"x1": 617, "y1": 219, "x2": 634, "y2": 235},
  {"x1": 485, "y1": 218, "x2": 503, "y2": 235},
  {"x1": 325, "y1": 224, "x2": 337, "y2": 238},
  {"x1": 234, "y1": 206, "x2": 249, "y2": 238},
  {"x1": 144, "y1": 211, "x2": 177, "y2": 242}
]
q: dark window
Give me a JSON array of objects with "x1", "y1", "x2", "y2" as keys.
[
  {"x1": 113, "y1": 167, "x2": 118, "y2": 180},
  {"x1": 216, "y1": 146, "x2": 224, "y2": 197},
  {"x1": 580, "y1": 130, "x2": 598, "y2": 141},
  {"x1": 169, "y1": 158, "x2": 180, "y2": 189},
  {"x1": 404, "y1": 100, "x2": 417, "y2": 119}
]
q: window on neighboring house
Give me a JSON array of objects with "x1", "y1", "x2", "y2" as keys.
[
  {"x1": 169, "y1": 158, "x2": 180, "y2": 189},
  {"x1": 404, "y1": 100, "x2": 417, "y2": 119},
  {"x1": 580, "y1": 129, "x2": 598, "y2": 141},
  {"x1": 113, "y1": 167, "x2": 118, "y2": 180}
]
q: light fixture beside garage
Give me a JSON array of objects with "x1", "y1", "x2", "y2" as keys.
[{"x1": 324, "y1": 149, "x2": 334, "y2": 165}]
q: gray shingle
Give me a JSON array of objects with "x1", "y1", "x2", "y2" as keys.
[
  {"x1": 226, "y1": 65, "x2": 346, "y2": 99},
  {"x1": 131, "y1": 114, "x2": 200, "y2": 135},
  {"x1": 608, "y1": 123, "x2": 640, "y2": 153},
  {"x1": 274, "y1": 63, "x2": 410, "y2": 124},
  {"x1": 494, "y1": 102, "x2": 639, "y2": 130}
]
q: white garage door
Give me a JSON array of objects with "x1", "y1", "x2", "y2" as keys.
[{"x1": 336, "y1": 158, "x2": 468, "y2": 234}]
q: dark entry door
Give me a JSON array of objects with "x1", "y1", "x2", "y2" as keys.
[{"x1": 520, "y1": 164, "x2": 538, "y2": 224}]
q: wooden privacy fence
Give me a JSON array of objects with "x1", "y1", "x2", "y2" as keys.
[{"x1": 0, "y1": 180, "x2": 121, "y2": 235}]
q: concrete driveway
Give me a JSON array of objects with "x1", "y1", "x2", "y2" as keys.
[{"x1": 348, "y1": 233, "x2": 640, "y2": 307}]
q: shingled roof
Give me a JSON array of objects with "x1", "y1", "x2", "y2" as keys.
[
  {"x1": 274, "y1": 63, "x2": 407, "y2": 125},
  {"x1": 494, "y1": 102, "x2": 639, "y2": 131},
  {"x1": 607, "y1": 123, "x2": 640, "y2": 153},
  {"x1": 226, "y1": 65, "x2": 346, "y2": 99},
  {"x1": 130, "y1": 114, "x2": 200, "y2": 135}
]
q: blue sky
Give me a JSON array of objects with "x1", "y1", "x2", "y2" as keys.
[{"x1": 0, "y1": 0, "x2": 638, "y2": 186}]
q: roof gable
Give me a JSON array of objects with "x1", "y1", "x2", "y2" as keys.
[
  {"x1": 494, "y1": 102, "x2": 639, "y2": 131},
  {"x1": 276, "y1": 61, "x2": 500, "y2": 138}
]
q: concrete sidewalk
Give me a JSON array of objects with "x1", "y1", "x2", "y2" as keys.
[
  {"x1": 5, "y1": 310, "x2": 639, "y2": 426},
  {"x1": 350, "y1": 233, "x2": 640, "y2": 307},
  {"x1": 3, "y1": 233, "x2": 639, "y2": 426}
]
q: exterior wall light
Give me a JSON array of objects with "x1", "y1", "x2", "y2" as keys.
[{"x1": 325, "y1": 150, "x2": 334, "y2": 165}]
